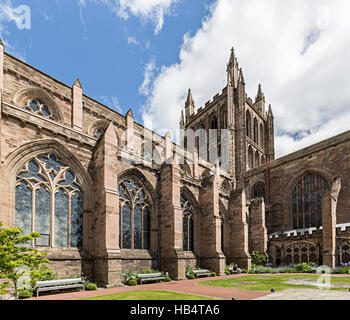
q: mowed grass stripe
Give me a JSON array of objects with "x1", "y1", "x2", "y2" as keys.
[
  {"x1": 78, "y1": 290, "x2": 222, "y2": 300},
  {"x1": 198, "y1": 274, "x2": 350, "y2": 292}
]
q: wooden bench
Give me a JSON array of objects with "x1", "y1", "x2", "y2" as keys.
[
  {"x1": 228, "y1": 267, "x2": 241, "y2": 274},
  {"x1": 35, "y1": 278, "x2": 85, "y2": 297},
  {"x1": 192, "y1": 269, "x2": 211, "y2": 278},
  {"x1": 137, "y1": 273, "x2": 165, "y2": 285}
]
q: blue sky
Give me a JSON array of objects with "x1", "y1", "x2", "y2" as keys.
[
  {"x1": 0, "y1": 0, "x2": 213, "y2": 124},
  {"x1": 1, "y1": 0, "x2": 350, "y2": 158}
]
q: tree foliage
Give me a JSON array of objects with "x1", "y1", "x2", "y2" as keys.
[{"x1": 0, "y1": 221, "x2": 52, "y2": 298}]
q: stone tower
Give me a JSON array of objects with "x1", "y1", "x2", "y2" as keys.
[{"x1": 180, "y1": 47, "x2": 275, "y2": 188}]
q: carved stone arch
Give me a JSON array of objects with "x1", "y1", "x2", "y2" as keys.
[
  {"x1": 247, "y1": 145, "x2": 253, "y2": 169},
  {"x1": 286, "y1": 169, "x2": 332, "y2": 229},
  {"x1": 221, "y1": 178, "x2": 231, "y2": 192},
  {"x1": 219, "y1": 199, "x2": 228, "y2": 218},
  {"x1": 180, "y1": 161, "x2": 192, "y2": 178},
  {"x1": 13, "y1": 87, "x2": 64, "y2": 123},
  {"x1": 246, "y1": 109, "x2": 252, "y2": 137},
  {"x1": 3, "y1": 139, "x2": 95, "y2": 212},
  {"x1": 209, "y1": 111, "x2": 218, "y2": 130},
  {"x1": 251, "y1": 181, "x2": 266, "y2": 201},
  {"x1": 180, "y1": 186, "x2": 200, "y2": 216},
  {"x1": 284, "y1": 240, "x2": 318, "y2": 264},
  {"x1": 201, "y1": 168, "x2": 211, "y2": 179},
  {"x1": 253, "y1": 117, "x2": 259, "y2": 143},
  {"x1": 220, "y1": 105, "x2": 228, "y2": 129},
  {"x1": 118, "y1": 169, "x2": 158, "y2": 252},
  {"x1": 118, "y1": 169, "x2": 158, "y2": 211},
  {"x1": 286, "y1": 168, "x2": 333, "y2": 201},
  {"x1": 88, "y1": 119, "x2": 120, "y2": 145}
]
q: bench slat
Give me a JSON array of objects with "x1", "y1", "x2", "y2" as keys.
[
  {"x1": 38, "y1": 284, "x2": 84, "y2": 292},
  {"x1": 37, "y1": 278, "x2": 82, "y2": 287},
  {"x1": 137, "y1": 273, "x2": 162, "y2": 278}
]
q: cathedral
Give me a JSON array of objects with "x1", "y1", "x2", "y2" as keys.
[{"x1": 0, "y1": 38, "x2": 349, "y2": 287}]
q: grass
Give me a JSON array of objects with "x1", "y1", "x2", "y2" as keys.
[
  {"x1": 198, "y1": 274, "x2": 350, "y2": 292},
  {"x1": 79, "y1": 290, "x2": 221, "y2": 300}
]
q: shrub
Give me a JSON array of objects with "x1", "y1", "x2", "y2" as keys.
[
  {"x1": 141, "y1": 268, "x2": 159, "y2": 274},
  {"x1": 211, "y1": 272, "x2": 217, "y2": 277},
  {"x1": 250, "y1": 264, "x2": 272, "y2": 274},
  {"x1": 18, "y1": 288, "x2": 32, "y2": 299},
  {"x1": 186, "y1": 266, "x2": 193, "y2": 274},
  {"x1": 165, "y1": 277, "x2": 171, "y2": 282},
  {"x1": 225, "y1": 270, "x2": 231, "y2": 275},
  {"x1": 127, "y1": 279, "x2": 138, "y2": 286},
  {"x1": 250, "y1": 251, "x2": 267, "y2": 266},
  {"x1": 187, "y1": 274, "x2": 195, "y2": 280},
  {"x1": 85, "y1": 283, "x2": 97, "y2": 291},
  {"x1": 122, "y1": 269, "x2": 138, "y2": 284},
  {"x1": 295, "y1": 262, "x2": 312, "y2": 273}
]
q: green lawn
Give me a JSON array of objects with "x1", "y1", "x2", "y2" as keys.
[
  {"x1": 198, "y1": 274, "x2": 350, "y2": 292},
  {"x1": 79, "y1": 290, "x2": 221, "y2": 300}
]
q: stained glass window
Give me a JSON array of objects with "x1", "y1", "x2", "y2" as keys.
[
  {"x1": 119, "y1": 178, "x2": 151, "y2": 250},
  {"x1": 24, "y1": 99, "x2": 55, "y2": 120},
  {"x1": 15, "y1": 154, "x2": 83, "y2": 248},
  {"x1": 181, "y1": 194, "x2": 194, "y2": 252},
  {"x1": 95, "y1": 128, "x2": 105, "y2": 138},
  {"x1": 291, "y1": 172, "x2": 329, "y2": 229}
]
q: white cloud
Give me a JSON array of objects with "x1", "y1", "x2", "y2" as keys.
[
  {"x1": 127, "y1": 36, "x2": 140, "y2": 46},
  {"x1": 115, "y1": 0, "x2": 179, "y2": 35},
  {"x1": 139, "y1": 59, "x2": 157, "y2": 96},
  {"x1": 100, "y1": 96, "x2": 123, "y2": 114},
  {"x1": 141, "y1": 0, "x2": 350, "y2": 157},
  {"x1": 78, "y1": 0, "x2": 179, "y2": 35}
]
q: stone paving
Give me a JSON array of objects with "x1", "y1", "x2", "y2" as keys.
[{"x1": 254, "y1": 289, "x2": 350, "y2": 300}]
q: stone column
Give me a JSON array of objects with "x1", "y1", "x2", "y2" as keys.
[
  {"x1": 227, "y1": 188, "x2": 251, "y2": 269},
  {"x1": 92, "y1": 123, "x2": 121, "y2": 287},
  {"x1": 198, "y1": 174, "x2": 226, "y2": 275},
  {"x1": 322, "y1": 178, "x2": 341, "y2": 268},
  {"x1": 159, "y1": 156, "x2": 186, "y2": 280},
  {"x1": 72, "y1": 79, "x2": 83, "y2": 131},
  {"x1": 250, "y1": 197, "x2": 268, "y2": 258}
]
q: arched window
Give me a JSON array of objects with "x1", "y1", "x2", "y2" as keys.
[
  {"x1": 221, "y1": 109, "x2": 227, "y2": 129},
  {"x1": 246, "y1": 110, "x2": 251, "y2": 138},
  {"x1": 251, "y1": 182, "x2": 265, "y2": 200},
  {"x1": 260, "y1": 123, "x2": 264, "y2": 147},
  {"x1": 255, "y1": 150, "x2": 260, "y2": 167},
  {"x1": 24, "y1": 99, "x2": 55, "y2": 120},
  {"x1": 181, "y1": 194, "x2": 194, "y2": 252},
  {"x1": 15, "y1": 154, "x2": 83, "y2": 248},
  {"x1": 284, "y1": 242, "x2": 317, "y2": 265},
  {"x1": 210, "y1": 116, "x2": 218, "y2": 130},
  {"x1": 253, "y1": 118, "x2": 258, "y2": 143},
  {"x1": 95, "y1": 128, "x2": 105, "y2": 138},
  {"x1": 248, "y1": 146, "x2": 253, "y2": 169},
  {"x1": 291, "y1": 172, "x2": 329, "y2": 229},
  {"x1": 119, "y1": 178, "x2": 151, "y2": 250}
]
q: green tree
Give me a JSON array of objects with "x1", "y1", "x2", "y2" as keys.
[{"x1": 0, "y1": 221, "x2": 52, "y2": 298}]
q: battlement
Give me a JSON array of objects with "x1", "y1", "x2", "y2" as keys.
[
  {"x1": 186, "y1": 87, "x2": 228, "y2": 126},
  {"x1": 268, "y1": 223, "x2": 350, "y2": 241}
]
